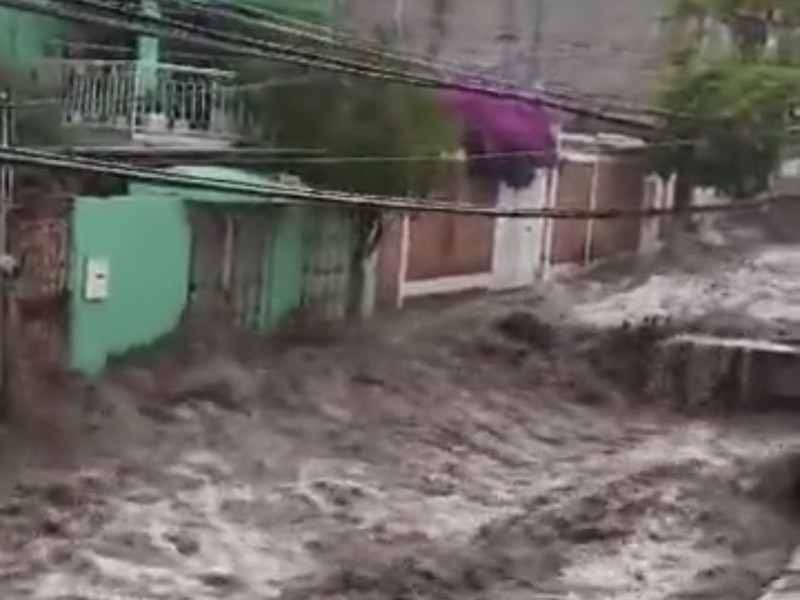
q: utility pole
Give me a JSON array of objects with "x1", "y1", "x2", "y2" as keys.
[{"x1": 0, "y1": 90, "x2": 12, "y2": 415}]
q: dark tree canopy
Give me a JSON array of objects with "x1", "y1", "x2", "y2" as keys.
[
  {"x1": 236, "y1": 47, "x2": 459, "y2": 197},
  {"x1": 653, "y1": 0, "x2": 800, "y2": 200},
  {"x1": 652, "y1": 59, "x2": 799, "y2": 199}
]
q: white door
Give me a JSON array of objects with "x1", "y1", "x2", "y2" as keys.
[{"x1": 492, "y1": 171, "x2": 549, "y2": 290}]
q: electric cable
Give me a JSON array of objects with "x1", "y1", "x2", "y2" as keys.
[
  {"x1": 0, "y1": 144, "x2": 790, "y2": 220},
  {"x1": 0, "y1": 0, "x2": 656, "y2": 129}
]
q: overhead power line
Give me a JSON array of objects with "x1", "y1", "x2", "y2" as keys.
[
  {"x1": 169, "y1": 0, "x2": 689, "y2": 121},
  {"x1": 0, "y1": 0, "x2": 656, "y2": 130},
  {"x1": 47, "y1": 146, "x2": 327, "y2": 159},
  {"x1": 127, "y1": 0, "x2": 663, "y2": 123},
  {"x1": 166, "y1": 0, "x2": 674, "y2": 120},
  {"x1": 0, "y1": 145, "x2": 791, "y2": 220},
  {"x1": 10, "y1": 0, "x2": 745, "y2": 127},
  {"x1": 162, "y1": 0, "x2": 781, "y2": 127},
  {"x1": 202, "y1": 0, "x2": 662, "y2": 67}
]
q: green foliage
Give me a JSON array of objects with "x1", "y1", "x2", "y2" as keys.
[
  {"x1": 668, "y1": 0, "x2": 800, "y2": 62},
  {"x1": 652, "y1": 58, "x2": 800, "y2": 198},
  {"x1": 235, "y1": 46, "x2": 459, "y2": 197},
  {"x1": 653, "y1": 0, "x2": 800, "y2": 199},
  {"x1": 672, "y1": 0, "x2": 798, "y2": 19},
  {"x1": 671, "y1": 0, "x2": 800, "y2": 19}
]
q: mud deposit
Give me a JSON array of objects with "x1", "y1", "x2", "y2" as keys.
[{"x1": 1, "y1": 243, "x2": 800, "y2": 598}]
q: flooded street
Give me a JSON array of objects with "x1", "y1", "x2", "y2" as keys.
[{"x1": 1, "y1": 225, "x2": 800, "y2": 599}]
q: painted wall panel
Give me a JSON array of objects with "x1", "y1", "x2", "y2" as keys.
[
  {"x1": 406, "y1": 213, "x2": 494, "y2": 281},
  {"x1": 186, "y1": 206, "x2": 227, "y2": 317},
  {"x1": 70, "y1": 194, "x2": 190, "y2": 375},
  {"x1": 302, "y1": 207, "x2": 355, "y2": 322},
  {"x1": 376, "y1": 215, "x2": 404, "y2": 309},
  {"x1": 590, "y1": 159, "x2": 645, "y2": 261},
  {"x1": 70, "y1": 166, "x2": 352, "y2": 376},
  {"x1": 262, "y1": 205, "x2": 307, "y2": 329},
  {"x1": 135, "y1": 167, "x2": 306, "y2": 332},
  {"x1": 230, "y1": 209, "x2": 271, "y2": 328},
  {"x1": 0, "y1": 8, "x2": 62, "y2": 64},
  {"x1": 550, "y1": 161, "x2": 591, "y2": 265}
]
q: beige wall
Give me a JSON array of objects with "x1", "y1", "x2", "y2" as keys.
[
  {"x1": 590, "y1": 158, "x2": 646, "y2": 260},
  {"x1": 375, "y1": 146, "x2": 655, "y2": 308},
  {"x1": 406, "y1": 212, "x2": 494, "y2": 281},
  {"x1": 550, "y1": 160, "x2": 591, "y2": 265},
  {"x1": 376, "y1": 215, "x2": 404, "y2": 308},
  {"x1": 549, "y1": 151, "x2": 649, "y2": 267}
]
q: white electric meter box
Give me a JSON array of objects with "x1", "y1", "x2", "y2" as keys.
[{"x1": 84, "y1": 257, "x2": 110, "y2": 301}]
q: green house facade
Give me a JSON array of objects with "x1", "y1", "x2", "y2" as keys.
[
  {"x1": 69, "y1": 167, "x2": 361, "y2": 375},
  {"x1": 0, "y1": 7, "x2": 62, "y2": 64}
]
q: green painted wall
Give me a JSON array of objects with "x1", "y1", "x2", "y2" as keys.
[
  {"x1": 133, "y1": 167, "x2": 310, "y2": 332},
  {"x1": 70, "y1": 194, "x2": 191, "y2": 376},
  {"x1": 69, "y1": 167, "x2": 355, "y2": 375},
  {"x1": 261, "y1": 205, "x2": 307, "y2": 328},
  {"x1": 137, "y1": 0, "x2": 162, "y2": 91},
  {"x1": 0, "y1": 9, "x2": 61, "y2": 64},
  {"x1": 302, "y1": 207, "x2": 359, "y2": 320}
]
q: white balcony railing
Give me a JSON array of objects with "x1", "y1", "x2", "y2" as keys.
[{"x1": 35, "y1": 60, "x2": 248, "y2": 140}]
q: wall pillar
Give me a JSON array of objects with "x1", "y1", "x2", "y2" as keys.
[
  {"x1": 397, "y1": 213, "x2": 410, "y2": 308},
  {"x1": 137, "y1": 0, "x2": 161, "y2": 92},
  {"x1": 360, "y1": 250, "x2": 378, "y2": 318},
  {"x1": 583, "y1": 153, "x2": 600, "y2": 265}
]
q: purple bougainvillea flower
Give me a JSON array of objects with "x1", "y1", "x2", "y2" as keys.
[
  {"x1": 439, "y1": 88, "x2": 556, "y2": 165},
  {"x1": 439, "y1": 86, "x2": 556, "y2": 188}
]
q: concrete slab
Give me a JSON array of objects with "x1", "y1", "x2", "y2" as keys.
[
  {"x1": 649, "y1": 334, "x2": 800, "y2": 411},
  {"x1": 663, "y1": 334, "x2": 800, "y2": 356}
]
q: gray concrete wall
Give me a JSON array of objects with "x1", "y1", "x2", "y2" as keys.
[
  {"x1": 774, "y1": 159, "x2": 800, "y2": 196},
  {"x1": 340, "y1": 0, "x2": 670, "y2": 102}
]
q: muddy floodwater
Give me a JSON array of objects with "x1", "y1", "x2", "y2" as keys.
[{"x1": 1, "y1": 223, "x2": 800, "y2": 599}]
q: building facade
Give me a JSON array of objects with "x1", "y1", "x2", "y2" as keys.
[
  {"x1": 0, "y1": 1, "x2": 674, "y2": 380},
  {"x1": 375, "y1": 133, "x2": 673, "y2": 309},
  {"x1": 341, "y1": 0, "x2": 670, "y2": 103},
  {"x1": 0, "y1": 0, "x2": 362, "y2": 378}
]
